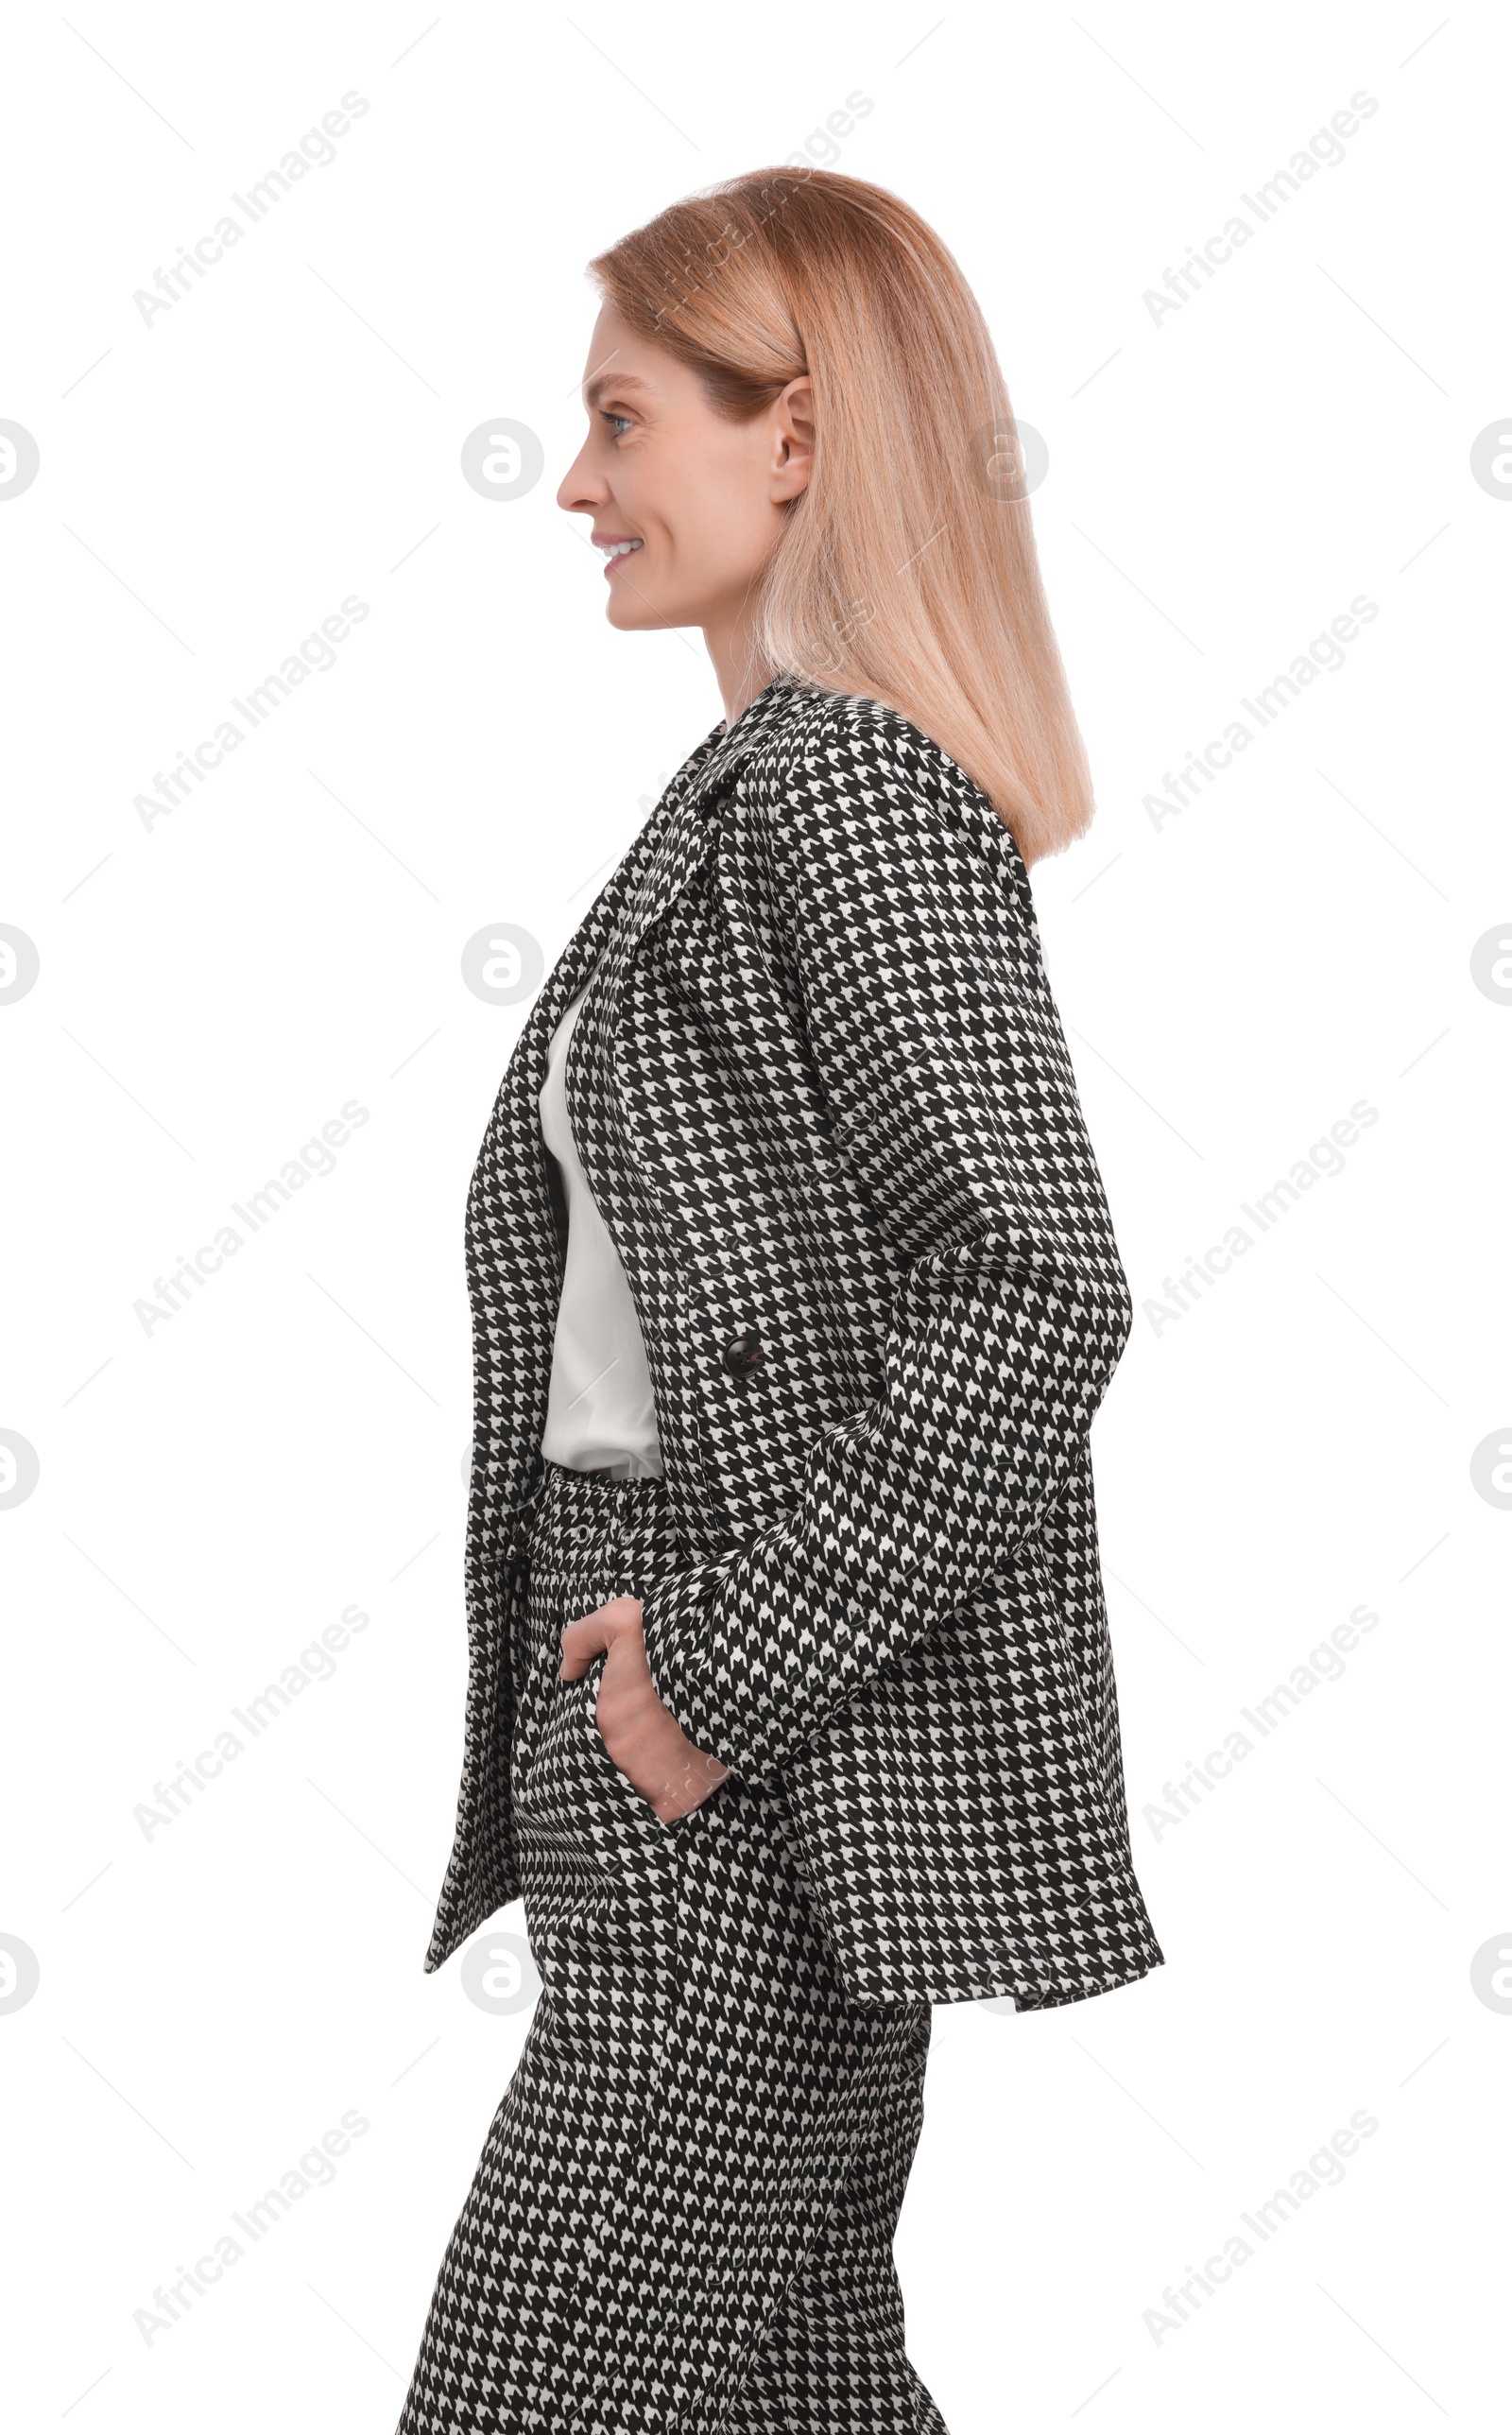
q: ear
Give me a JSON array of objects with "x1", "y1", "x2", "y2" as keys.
[{"x1": 769, "y1": 374, "x2": 814, "y2": 503}]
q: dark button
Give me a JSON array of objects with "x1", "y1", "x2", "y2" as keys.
[{"x1": 721, "y1": 1329, "x2": 764, "y2": 1380}]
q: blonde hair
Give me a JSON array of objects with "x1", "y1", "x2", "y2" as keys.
[{"x1": 588, "y1": 167, "x2": 1094, "y2": 867}]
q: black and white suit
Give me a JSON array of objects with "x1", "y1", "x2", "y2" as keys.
[{"x1": 424, "y1": 672, "x2": 1162, "y2": 2013}]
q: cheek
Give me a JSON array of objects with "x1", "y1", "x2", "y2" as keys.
[
  {"x1": 662, "y1": 460, "x2": 770, "y2": 571},
  {"x1": 616, "y1": 460, "x2": 679, "y2": 554}
]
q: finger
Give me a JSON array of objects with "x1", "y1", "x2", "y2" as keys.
[
  {"x1": 656, "y1": 1754, "x2": 731, "y2": 1821},
  {"x1": 558, "y1": 1596, "x2": 643, "y2": 1680},
  {"x1": 557, "y1": 1613, "x2": 609, "y2": 1679},
  {"x1": 651, "y1": 1743, "x2": 730, "y2": 1813}
]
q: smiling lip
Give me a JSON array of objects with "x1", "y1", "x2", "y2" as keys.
[{"x1": 593, "y1": 532, "x2": 644, "y2": 578}]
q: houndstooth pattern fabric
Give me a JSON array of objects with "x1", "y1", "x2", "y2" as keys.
[
  {"x1": 397, "y1": 1462, "x2": 945, "y2": 2435},
  {"x1": 425, "y1": 675, "x2": 1164, "y2": 2010}
]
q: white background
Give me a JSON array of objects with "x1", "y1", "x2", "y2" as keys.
[{"x1": 2, "y1": 2, "x2": 1507, "y2": 2426}]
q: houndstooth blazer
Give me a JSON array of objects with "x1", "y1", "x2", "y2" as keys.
[{"x1": 424, "y1": 674, "x2": 1164, "y2": 2010}]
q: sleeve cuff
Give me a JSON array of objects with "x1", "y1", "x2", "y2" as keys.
[{"x1": 638, "y1": 1552, "x2": 758, "y2": 1776}]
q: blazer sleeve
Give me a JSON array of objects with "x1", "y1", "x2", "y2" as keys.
[{"x1": 636, "y1": 697, "x2": 1134, "y2": 1785}]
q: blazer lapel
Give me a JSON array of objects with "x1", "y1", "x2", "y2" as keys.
[
  {"x1": 464, "y1": 706, "x2": 735, "y2": 1543},
  {"x1": 519, "y1": 666, "x2": 816, "y2": 1068},
  {"x1": 603, "y1": 675, "x2": 807, "y2": 973},
  {"x1": 469, "y1": 674, "x2": 814, "y2": 1550}
]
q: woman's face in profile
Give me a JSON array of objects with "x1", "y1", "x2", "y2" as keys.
[{"x1": 558, "y1": 303, "x2": 812, "y2": 643}]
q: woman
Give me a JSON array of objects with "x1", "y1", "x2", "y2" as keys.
[{"x1": 396, "y1": 167, "x2": 1163, "y2": 2433}]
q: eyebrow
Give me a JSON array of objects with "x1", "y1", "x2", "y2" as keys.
[{"x1": 582, "y1": 370, "x2": 655, "y2": 408}]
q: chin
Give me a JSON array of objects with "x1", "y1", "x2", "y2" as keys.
[{"x1": 606, "y1": 595, "x2": 660, "y2": 630}]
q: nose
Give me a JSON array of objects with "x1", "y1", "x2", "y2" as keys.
[{"x1": 557, "y1": 439, "x2": 607, "y2": 518}]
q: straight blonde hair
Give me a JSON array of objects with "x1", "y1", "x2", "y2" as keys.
[{"x1": 588, "y1": 167, "x2": 1094, "y2": 867}]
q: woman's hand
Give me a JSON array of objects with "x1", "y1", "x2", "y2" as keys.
[{"x1": 558, "y1": 1596, "x2": 731, "y2": 1821}]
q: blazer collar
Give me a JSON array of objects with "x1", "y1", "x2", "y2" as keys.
[
  {"x1": 680, "y1": 671, "x2": 811, "y2": 810},
  {"x1": 607, "y1": 673, "x2": 812, "y2": 965},
  {"x1": 507, "y1": 674, "x2": 813, "y2": 1097}
]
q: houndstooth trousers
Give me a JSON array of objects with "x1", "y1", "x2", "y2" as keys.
[{"x1": 395, "y1": 1457, "x2": 946, "y2": 2435}]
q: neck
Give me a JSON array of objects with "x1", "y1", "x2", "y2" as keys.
[{"x1": 703, "y1": 605, "x2": 773, "y2": 729}]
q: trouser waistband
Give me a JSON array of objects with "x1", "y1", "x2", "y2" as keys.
[{"x1": 524, "y1": 1454, "x2": 678, "y2": 1566}]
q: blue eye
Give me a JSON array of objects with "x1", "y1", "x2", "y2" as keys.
[{"x1": 602, "y1": 412, "x2": 633, "y2": 438}]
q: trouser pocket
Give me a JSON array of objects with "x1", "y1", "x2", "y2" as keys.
[
  {"x1": 514, "y1": 1638, "x2": 681, "y2": 1870},
  {"x1": 576, "y1": 1649, "x2": 691, "y2": 1851}
]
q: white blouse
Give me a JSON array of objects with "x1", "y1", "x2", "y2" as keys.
[{"x1": 537, "y1": 986, "x2": 664, "y2": 1478}]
